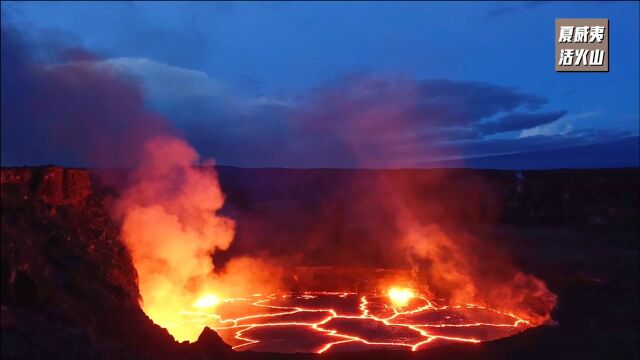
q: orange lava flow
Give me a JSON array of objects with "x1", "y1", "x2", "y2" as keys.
[{"x1": 172, "y1": 291, "x2": 532, "y2": 353}]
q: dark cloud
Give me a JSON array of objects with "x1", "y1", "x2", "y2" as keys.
[
  {"x1": 414, "y1": 79, "x2": 547, "y2": 126},
  {"x1": 145, "y1": 74, "x2": 622, "y2": 168},
  {"x1": 450, "y1": 128, "x2": 636, "y2": 157},
  {"x1": 160, "y1": 75, "x2": 553, "y2": 167},
  {"x1": 477, "y1": 111, "x2": 567, "y2": 135},
  {"x1": 1, "y1": 25, "x2": 630, "y2": 169},
  {"x1": 424, "y1": 135, "x2": 639, "y2": 169},
  {"x1": 1, "y1": 25, "x2": 170, "y2": 167},
  {"x1": 295, "y1": 76, "x2": 547, "y2": 131},
  {"x1": 257, "y1": 75, "x2": 559, "y2": 166}
]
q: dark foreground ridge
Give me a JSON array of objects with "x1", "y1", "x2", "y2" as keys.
[{"x1": 1, "y1": 166, "x2": 638, "y2": 359}]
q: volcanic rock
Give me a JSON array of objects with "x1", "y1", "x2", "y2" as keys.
[{"x1": 1, "y1": 166, "x2": 638, "y2": 359}]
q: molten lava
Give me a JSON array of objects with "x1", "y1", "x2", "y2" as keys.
[
  {"x1": 388, "y1": 287, "x2": 415, "y2": 308},
  {"x1": 193, "y1": 294, "x2": 221, "y2": 309},
  {"x1": 171, "y1": 288, "x2": 532, "y2": 353}
]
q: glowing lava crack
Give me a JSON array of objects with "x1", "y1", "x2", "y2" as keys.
[{"x1": 172, "y1": 291, "x2": 531, "y2": 353}]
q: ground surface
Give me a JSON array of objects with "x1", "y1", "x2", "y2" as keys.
[
  {"x1": 186, "y1": 291, "x2": 528, "y2": 353},
  {"x1": 1, "y1": 166, "x2": 638, "y2": 359}
]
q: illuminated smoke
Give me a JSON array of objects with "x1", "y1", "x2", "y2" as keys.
[
  {"x1": 399, "y1": 219, "x2": 557, "y2": 325},
  {"x1": 113, "y1": 136, "x2": 232, "y2": 341},
  {"x1": 292, "y1": 74, "x2": 558, "y2": 325},
  {"x1": 114, "y1": 137, "x2": 286, "y2": 342}
]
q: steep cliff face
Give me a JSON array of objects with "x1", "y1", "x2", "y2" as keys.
[{"x1": 0, "y1": 167, "x2": 232, "y2": 359}]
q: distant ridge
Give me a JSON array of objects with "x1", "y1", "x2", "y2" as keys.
[
  {"x1": 424, "y1": 136, "x2": 639, "y2": 170},
  {"x1": 3, "y1": 137, "x2": 638, "y2": 171}
]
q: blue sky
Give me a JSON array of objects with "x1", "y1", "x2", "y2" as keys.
[{"x1": 1, "y1": 1, "x2": 638, "y2": 168}]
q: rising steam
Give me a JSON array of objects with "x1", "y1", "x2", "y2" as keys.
[
  {"x1": 399, "y1": 221, "x2": 557, "y2": 325},
  {"x1": 114, "y1": 137, "x2": 284, "y2": 342},
  {"x1": 114, "y1": 136, "x2": 234, "y2": 341}
]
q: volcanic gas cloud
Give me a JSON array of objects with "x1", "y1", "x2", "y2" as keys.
[
  {"x1": 114, "y1": 136, "x2": 232, "y2": 341},
  {"x1": 114, "y1": 136, "x2": 285, "y2": 342}
]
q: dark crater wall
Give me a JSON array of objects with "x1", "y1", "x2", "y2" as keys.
[{"x1": 1, "y1": 167, "x2": 232, "y2": 360}]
